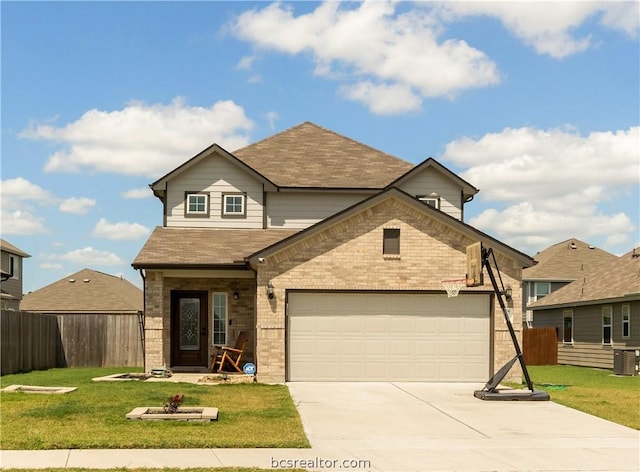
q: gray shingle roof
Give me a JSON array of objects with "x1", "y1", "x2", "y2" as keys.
[
  {"x1": 20, "y1": 268, "x2": 143, "y2": 313},
  {"x1": 132, "y1": 227, "x2": 299, "y2": 268},
  {"x1": 523, "y1": 238, "x2": 617, "y2": 281},
  {"x1": 530, "y1": 248, "x2": 640, "y2": 309},
  {"x1": 233, "y1": 122, "x2": 414, "y2": 188}
]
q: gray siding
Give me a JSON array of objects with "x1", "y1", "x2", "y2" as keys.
[
  {"x1": 533, "y1": 301, "x2": 640, "y2": 369},
  {"x1": 165, "y1": 154, "x2": 264, "y2": 228},
  {"x1": 266, "y1": 192, "x2": 366, "y2": 228},
  {"x1": 1, "y1": 251, "x2": 23, "y2": 310},
  {"x1": 397, "y1": 167, "x2": 463, "y2": 220}
]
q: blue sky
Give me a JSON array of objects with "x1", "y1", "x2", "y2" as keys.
[{"x1": 2, "y1": 1, "x2": 639, "y2": 293}]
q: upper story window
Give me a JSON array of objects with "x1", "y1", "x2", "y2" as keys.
[
  {"x1": 222, "y1": 193, "x2": 246, "y2": 218},
  {"x1": 185, "y1": 192, "x2": 209, "y2": 217},
  {"x1": 418, "y1": 193, "x2": 440, "y2": 210},
  {"x1": 9, "y1": 255, "x2": 19, "y2": 280},
  {"x1": 383, "y1": 228, "x2": 400, "y2": 256},
  {"x1": 532, "y1": 282, "x2": 550, "y2": 301},
  {"x1": 602, "y1": 306, "x2": 612, "y2": 345}
]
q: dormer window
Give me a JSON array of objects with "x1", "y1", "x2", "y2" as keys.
[
  {"x1": 418, "y1": 193, "x2": 440, "y2": 210},
  {"x1": 222, "y1": 193, "x2": 246, "y2": 218},
  {"x1": 185, "y1": 192, "x2": 209, "y2": 217}
]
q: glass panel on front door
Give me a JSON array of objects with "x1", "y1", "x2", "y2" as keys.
[
  {"x1": 180, "y1": 298, "x2": 200, "y2": 351},
  {"x1": 213, "y1": 293, "x2": 227, "y2": 345}
]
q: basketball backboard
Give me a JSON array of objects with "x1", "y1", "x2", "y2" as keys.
[{"x1": 466, "y1": 242, "x2": 484, "y2": 287}]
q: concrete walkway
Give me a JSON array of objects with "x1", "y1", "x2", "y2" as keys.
[{"x1": 2, "y1": 382, "x2": 638, "y2": 471}]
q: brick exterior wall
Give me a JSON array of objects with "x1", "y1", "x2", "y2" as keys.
[
  {"x1": 143, "y1": 271, "x2": 255, "y2": 371},
  {"x1": 254, "y1": 198, "x2": 524, "y2": 383}
]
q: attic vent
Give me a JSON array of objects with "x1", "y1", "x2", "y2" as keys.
[
  {"x1": 83, "y1": 279, "x2": 90, "y2": 283},
  {"x1": 589, "y1": 245, "x2": 595, "y2": 249},
  {"x1": 570, "y1": 243, "x2": 577, "y2": 249},
  {"x1": 68, "y1": 279, "x2": 76, "y2": 283}
]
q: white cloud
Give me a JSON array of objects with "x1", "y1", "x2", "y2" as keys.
[
  {"x1": 265, "y1": 111, "x2": 279, "y2": 130},
  {"x1": 1, "y1": 178, "x2": 54, "y2": 235},
  {"x1": 20, "y1": 97, "x2": 254, "y2": 177},
  {"x1": 436, "y1": 2, "x2": 639, "y2": 59},
  {"x1": 443, "y1": 126, "x2": 639, "y2": 253},
  {"x1": 1, "y1": 177, "x2": 54, "y2": 208},
  {"x1": 231, "y1": 1, "x2": 500, "y2": 114},
  {"x1": 44, "y1": 247, "x2": 125, "y2": 266},
  {"x1": 59, "y1": 197, "x2": 96, "y2": 214},
  {"x1": 39, "y1": 262, "x2": 64, "y2": 270},
  {"x1": 121, "y1": 187, "x2": 152, "y2": 199},
  {"x1": 92, "y1": 218, "x2": 151, "y2": 241},
  {"x1": 1, "y1": 210, "x2": 47, "y2": 235}
]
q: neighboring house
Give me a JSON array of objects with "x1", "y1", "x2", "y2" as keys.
[
  {"x1": 133, "y1": 121, "x2": 534, "y2": 383},
  {"x1": 522, "y1": 238, "x2": 618, "y2": 327},
  {"x1": 20, "y1": 268, "x2": 144, "y2": 367},
  {"x1": 529, "y1": 248, "x2": 640, "y2": 369},
  {"x1": 0, "y1": 239, "x2": 31, "y2": 310}
]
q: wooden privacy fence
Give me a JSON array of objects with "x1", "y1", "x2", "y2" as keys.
[
  {"x1": 523, "y1": 327, "x2": 558, "y2": 365},
  {"x1": 1, "y1": 310, "x2": 143, "y2": 375}
]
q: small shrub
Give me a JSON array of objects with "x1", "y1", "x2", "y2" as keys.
[{"x1": 163, "y1": 394, "x2": 184, "y2": 413}]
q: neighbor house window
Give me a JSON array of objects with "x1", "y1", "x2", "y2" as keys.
[
  {"x1": 563, "y1": 310, "x2": 573, "y2": 344},
  {"x1": 185, "y1": 192, "x2": 209, "y2": 217},
  {"x1": 222, "y1": 193, "x2": 246, "y2": 217},
  {"x1": 622, "y1": 305, "x2": 630, "y2": 339},
  {"x1": 9, "y1": 255, "x2": 19, "y2": 280},
  {"x1": 212, "y1": 293, "x2": 227, "y2": 345},
  {"x1": 602, "y1": 307, "x2": 612, "y2": 345},
  {"x1": 532, "y1": 282, "x2": 551, "y2": 301},
  {"x1": 383, "y1": 228, "x2": 400, "y2": 255}
]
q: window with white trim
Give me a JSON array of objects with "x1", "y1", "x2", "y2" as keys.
[
  {"x1": 562, "y1": 310, "x2": 573, "y2": 344},
  {"x1": 212, "y1": 293, "x2": 227, "y2": 345},
  {"x1": 222, "y1": 193, "x2": 246, "y2": 217},
  {"x1": 532, "y1": 282, "x2": 550, "y2": 301},
  {"x1": 622, "y1": 305, "x2": 630, "y2": 339},
  {"x1": 602, "y1": 306, "x2": 612, "y2": 345},
  {"x1": 185, "y1": 192, "x2": 209, "y2": 217}
]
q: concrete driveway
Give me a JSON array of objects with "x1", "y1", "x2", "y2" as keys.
[{"x1": 287, "y1": 382, "x2": 639, "y2": 472}]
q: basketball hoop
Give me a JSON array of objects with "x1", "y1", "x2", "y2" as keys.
[{"x1": 441, "y1": 278, "x2": 466, "y2": 298}]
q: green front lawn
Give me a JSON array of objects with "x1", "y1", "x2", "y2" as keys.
[
  {"x1": 0, "y1": 368, "x2": 309, "y2": 450},
  {"x1": 523, "y1": 365, "x2": 640, "y2": 429}
]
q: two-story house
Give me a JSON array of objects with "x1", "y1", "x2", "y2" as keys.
[
  {"x1": 1, "y1": 239, "x2": 31, "y2": 311},
  {"x1": 133, "y1": 122, "x2": 534, "y2": 383}
]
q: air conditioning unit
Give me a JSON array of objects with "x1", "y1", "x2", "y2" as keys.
[{"x1": 613, "y1": 349, "x2": 639, "y2": 376}]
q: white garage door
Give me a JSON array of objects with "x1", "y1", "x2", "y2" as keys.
[{"x1": 287, "y1": 292, "x2": 490, "y2": 381}]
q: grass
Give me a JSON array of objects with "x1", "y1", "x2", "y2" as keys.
[
  {"x1": 517, "y1": 365, "x2": 640, "y2": 430},
  {"x1": 0, "y1": 367, "x2": 309, "y2": 450}
]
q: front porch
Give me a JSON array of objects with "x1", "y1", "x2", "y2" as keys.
[{"x1": 142, "y1": 270, "x2": 256, "y2": 373}]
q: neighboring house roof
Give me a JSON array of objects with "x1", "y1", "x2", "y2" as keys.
[
  {"x1": 523, "y1": 238, "x2": 617, "y2": 281},
  {"x1": 233, "y1": 122, "x2": 414, "y2": 188},
  {"x1": 530, "y1": 248, "x2": 640, "y2": 310},
  {"x1": 248, "y1": 187, "x2": 534, "y2": 269},
  {"x1": 20, "y1": 268, "x2": 143, "y2": 313},
  {"x1": 0, "y1": 239, "x2": 31, "y2": 258},
  {"x1": 132, "y1": 227, "x2": 299, "y2": 269}
]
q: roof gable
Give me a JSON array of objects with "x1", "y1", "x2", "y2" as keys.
[
  {"x1": 0, "y1": 239, "x2": 31, "y2": 258},
  {"x1": 523, "y1": 238, "x2": 617, "y2": 281},
  {"x1": 20, "y1": 269, "x2": 143, "y2": 313},
  {"x1": 249, "y1": 187, "x2": 533, "y2": 268},
  {"x1": 386, "y1": 157, "x2": 479, "y2": 199}
]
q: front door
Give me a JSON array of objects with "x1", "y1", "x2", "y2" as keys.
[{"x1": 171, "y1": 291, "x2": 208, "y2": 368}]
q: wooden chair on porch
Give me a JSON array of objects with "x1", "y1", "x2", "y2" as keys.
[{"x1": 209, "y1": 330, "x2": 249, "y2": 373}]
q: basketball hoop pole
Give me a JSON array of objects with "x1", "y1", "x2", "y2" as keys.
[{"x1": 474, "y1": 246, "x2": 549, "y2": 401}]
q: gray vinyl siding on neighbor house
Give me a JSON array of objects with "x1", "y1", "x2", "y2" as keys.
[
  {"x1": 165, "y1": 154, "x2": 264, "y2": 228},
  {"x1": 1, "y1": 251, "x2": 22, "y2": 310},
  {"x1": 397, "y1": 167, "x2": 463, "y2": 220},
  {"x1": 267, "y1": 192, "x2": 367, "y2": 229},
  {"x1": 534, "y1": 301, "x2": 640, "y2": 369}
]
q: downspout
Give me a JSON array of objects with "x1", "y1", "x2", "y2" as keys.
[{"x1": 137, "y1": 268, "x2": 146, "y2": 370}]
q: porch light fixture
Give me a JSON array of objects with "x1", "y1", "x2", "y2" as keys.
[
  {"x1": 266, "y1": 281, "x2": 275, "y2": 299},
  {"x1": 503, "y1": 285, "x2": 513, "y2": 301},
  {"x1": 233, "y1": 291, "x2": 239, "y2": 300}
]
